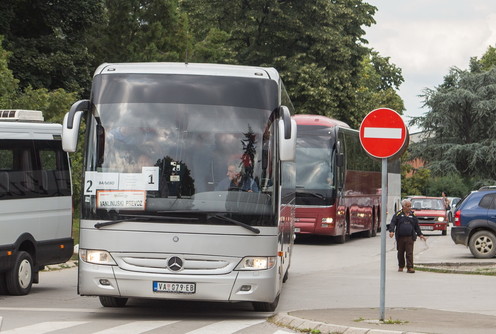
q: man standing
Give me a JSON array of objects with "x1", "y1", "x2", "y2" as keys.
[{"x1": 389, "y1": 199, "x2": 427, "y2": 273}]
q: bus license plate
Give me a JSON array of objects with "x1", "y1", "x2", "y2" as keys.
[
  {"x1": 153, "y1": 281, "x2": 196, "y2": 294},
  {"x1": 420, "y1": 225, "x2": 433, "y2": 230}
]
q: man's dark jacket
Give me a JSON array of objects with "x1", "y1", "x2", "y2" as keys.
[{"x1": 389, "y1": 209, "x2": 423, "y2": 241}]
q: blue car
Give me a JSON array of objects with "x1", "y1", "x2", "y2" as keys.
[{"x1": 451, "y1": 187, "x2": 496, "y2": 258}]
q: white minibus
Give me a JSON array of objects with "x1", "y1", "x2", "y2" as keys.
[{"x1": 0, "y1": 110, "x2": 73, "y2": 295}]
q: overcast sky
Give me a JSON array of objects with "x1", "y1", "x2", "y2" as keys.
[{"x1": 364, "y1": 0, "x2": 496, "y2": 132}]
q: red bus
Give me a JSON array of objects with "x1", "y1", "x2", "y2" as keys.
[{"x1": 293, "y1": 114, "x2": 401, "y2": 243}]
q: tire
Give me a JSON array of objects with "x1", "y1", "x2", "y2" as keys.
[
  {"x1": 282, "y1": 268, "x2": 289, "y2": 283},
  {"x1": 0, "y1": 272, "x2": 8, "y2": 295},
  {"x1": 468, "y1": 230, "x2": 496, "y2": 259},
  {"x1": 6, "y1": 251, "x2": 33, "y2": 295},
  {"x1": 252, "y1": 294, "x2": 280, "y2": 312},
  {"x1": 371, "y1": 215, "x2": 378, "y2": 237},
  {"x1": 442, "y1": 229, "x2": 447, "y2": 236},
  {"x1": 335, "y1": 217, "x2": 349, "y2": 244},
  {"x1": 99, "y1": 296, "x2": 128, "y2": 307}
]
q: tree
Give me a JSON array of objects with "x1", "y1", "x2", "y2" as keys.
[
  {"x1": 182, "y1": 0, "x2": 395, "y2": 128},
  {"x1": 410, "y1": 53, "x2": 496, "y2": 182},
  {"x1": 89, "y1": 0, "x2": 189, "y2": 65},
  {"x1": 354, "y1": 51, "x2": 404, "y2": 117},
  {"x1": 0, "y1": 0, "x2": 104, "y2": 93},
  {"x1": 0, "y1": 37, "x2": 83, "y2": 210}
]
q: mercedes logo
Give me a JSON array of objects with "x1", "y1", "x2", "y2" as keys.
[{"x1": 167, "y1": 256, "x2": 184, "y2": 271}]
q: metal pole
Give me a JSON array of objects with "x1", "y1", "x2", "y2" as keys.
[{"x1": 379, "y1": 158, "x2": 388, "y2": 321}]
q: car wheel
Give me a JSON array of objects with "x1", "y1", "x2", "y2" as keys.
[
  {"x1": 5, "y1": 251, "x2": 33, "y2": 295},
  {"x1": 469, "y1": 230, "x2": 496, "y2": 259}
]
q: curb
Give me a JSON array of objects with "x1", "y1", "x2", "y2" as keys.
[{"x1": 270, "y1": 312, "x2": 427, "y2": 334}]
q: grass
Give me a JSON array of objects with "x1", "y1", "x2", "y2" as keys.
[{"x1": 415, "y1": 265, "x2": 496, "y2": 276}]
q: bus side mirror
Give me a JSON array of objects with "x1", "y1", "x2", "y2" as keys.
[
  {"x1": 279, "y1": 118, "x2": 296, "y2": 162},
  {"x1": 62, "y1": 100, "x2": 89, "y2": 152}
]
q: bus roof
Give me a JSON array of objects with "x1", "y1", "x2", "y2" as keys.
[
  {"x1": 0, "y1": 121, "x2": 62, "y2": 140},
  {"x1": 94, "y1": 62, "x2": 281, "y2": 81},
  {"x1": 293, "y1": 114, "x2": 350, "y2": 128}
]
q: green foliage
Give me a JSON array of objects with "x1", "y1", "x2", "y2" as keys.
[
  {"x1": 0, "y1": 0, "x2": 104, "y2": 93},
  {"x1": 424, "y1": 174, "x2": 471, "y2": 198},
  {"x1": 477, "y1": 45, "x2": 496, "y2": 71},
  {"x1": 0, "y1": 35, "x2": 18, "y2": 108},
  {"x1": 401, "y1": 168, "x2": 430, "y2": 198},
  {"x1": 0, "y1": 37, "x2": 84, "y2": 212},
  {"x1": 89, "y1": 0, "x2": 189, "y2": 64},
  {"x1": 354, "y1": 51, "x2": 405, "y2": 117},
  {"x1": 410, "y1": 64, "x2": 496, "y2": 183},
  {"x1": 181, "y1": 0, "x2": 398, "y2": 128}
]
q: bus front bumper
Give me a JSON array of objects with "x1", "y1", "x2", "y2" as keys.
[{"x1": 78, "y1": 261, "x2": 279, "y2": 304}]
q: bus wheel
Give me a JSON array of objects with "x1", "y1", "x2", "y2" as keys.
[
  {"x1": 6, "y1": 251, "x2": 33, "y2": 295},
  {"x1": 371, "y1": 212, "x2": 378, "y2": 237},
  {"x1": 335, "y1": 219, "x2": 349, "y2": 244},
  {"x1": 99, "y1": 296, "x2": 128, "y2": 307},
  {"x1": 253, "y1": 294, "x2": 280, "y2": 312}
]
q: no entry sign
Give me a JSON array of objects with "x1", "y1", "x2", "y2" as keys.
[{"x1": 359, "y1": 108, "x2": 408, "y2": 159}]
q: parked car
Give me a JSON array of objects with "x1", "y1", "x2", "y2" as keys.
[
  {"x1": 447, "y1": 196, "x2": 461, "y2": 223},
  {"x1": 410, "y1": 196, "x2": 448, "y2": 235},
  {"x1": 451, "y1": 187, "x2": 496, "y2": 258}
]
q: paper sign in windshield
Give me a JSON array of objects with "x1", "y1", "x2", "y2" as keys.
[
  {"x1": 97, "y1": 190, "x2": 146, "y2": 210},
  {"x1": 85, "y1": 167, "x2": 159, "y2": 195}
]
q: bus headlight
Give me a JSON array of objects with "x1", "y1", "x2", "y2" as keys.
[
  {"x1": 235, "y1": 256, "x2": 276, "y2": 270},
  {"x1": 80, "y1": 249, "x2": 117, "y2": 265},
  {"x1": 437, "y1": 217, "x2": 445, "y2": 222}
]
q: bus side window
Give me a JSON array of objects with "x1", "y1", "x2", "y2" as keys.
[{"x1": 0, "y1": 148, "x2": 12, "y2": 197}]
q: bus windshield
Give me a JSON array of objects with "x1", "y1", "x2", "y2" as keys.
[
  {"x1": 82, "y1": 74, "x2": 277, "y2": 227},
  {"x1": 295, "y1": 125, "x2": 336, "y2": 206}
]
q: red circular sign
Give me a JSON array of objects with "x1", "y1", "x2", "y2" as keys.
[{"x1": 359, "y1": 108, "x2": 407, "y2": 159}]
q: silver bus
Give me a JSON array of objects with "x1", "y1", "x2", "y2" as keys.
[
  {"x1": 62, "y1": 63, "x2": 297, "y2": 311},
  {"x1": 0, "y1": 110, "x2": 73, "y2": 295}
]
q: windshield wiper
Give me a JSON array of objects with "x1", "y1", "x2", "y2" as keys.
[
  {"x1": 94, "y1": 214, "x2": 198, "y2": 229},
  {"x1": 295, "y1": 191, "x2": 326, "y2": 200},
  {"x1": 209, "y1": 214, "x2": 260, "y2": 234}
]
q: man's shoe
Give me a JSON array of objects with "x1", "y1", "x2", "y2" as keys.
[
  {"x1": 407, "y1": 268, "x2": 415, "y2": 273},
  {"x1": 398, "y1": 267, "x2": 404, "y2": 272}
]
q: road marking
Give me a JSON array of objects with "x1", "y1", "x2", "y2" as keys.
[
  {"x1": 1, "y1": 321, "x2": 86, "y2": 334},
  {"x1": 363, "y1": 127, "x2": 402, "y2": 139},
  {"x1": 185, "y1": 319, "x2": 266, "y2": 333},
  {"x1": 0, "y1": 307, "x2": 100, "y2": 313},
  {"x1": 93, "y1": 321, "x2": 178, "y2": 334}
]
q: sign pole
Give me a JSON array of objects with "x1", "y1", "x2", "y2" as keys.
[
  {"x1": 358, "y1": 108, "x2": 408, "y2": 322},
  {"x1": 379, "y1": 158, "x2": 388, "y2": 321}
]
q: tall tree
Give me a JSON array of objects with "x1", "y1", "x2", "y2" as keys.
[
  {"x1": 354, "y1": 51, "x2": 405, "y2": 117},
  {"x1": 0, "y1": 38, "x2": 83, "y2": 208},
  {"x1": 182, "y1": 0, "x2": 387, "y2": 128},
  {"x1": 89, "y1": 0, "x2": 189, "y2": 65},
  {"x1": 410, "y1": 64, "x2": 496, "y2": 181},
  {"x1": 0, "y1": 0, "x2": 104, "y2": 93}
]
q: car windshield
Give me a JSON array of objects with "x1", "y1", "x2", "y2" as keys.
[
  {"x1": 81, "y1": 73, "x2": 278, "y2": 227},
  {"x1": 411, "y1": 199, "x2": 445, "y2": 210}
]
